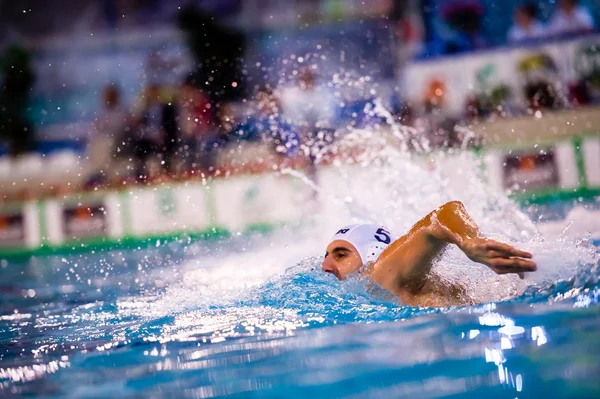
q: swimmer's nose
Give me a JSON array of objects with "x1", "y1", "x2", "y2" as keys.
[{"x1": 321, "y1": 258, "x2": 340, "y2": 280}]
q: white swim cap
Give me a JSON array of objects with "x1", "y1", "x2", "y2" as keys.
[{"x1": 329, "y1": 224, "x2": 395, "y2": 265}]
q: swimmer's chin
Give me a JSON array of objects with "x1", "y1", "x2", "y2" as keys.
[
  {"x1": 327, "y1": 269, "x2": 371, "y2": 282},
  {"x1": 324, "y1": 270, "x2": 345, "y2": 280}
]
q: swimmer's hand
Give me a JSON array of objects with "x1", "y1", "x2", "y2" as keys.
[{"x1": 459, "y1": 237, "x2": 536, "y2": 279}]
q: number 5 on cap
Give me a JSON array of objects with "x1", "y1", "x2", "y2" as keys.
[{"x1": 374, "y1": 228, "x2": 391, "y2": 244}]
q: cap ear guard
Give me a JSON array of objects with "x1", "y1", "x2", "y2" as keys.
[{"x1": 365, "y1": 241, "x2": 388, "y2": 264}]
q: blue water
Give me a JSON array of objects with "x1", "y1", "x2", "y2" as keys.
[{"x1": 1, "y1": 228, "x2": 599, "y2": 398}]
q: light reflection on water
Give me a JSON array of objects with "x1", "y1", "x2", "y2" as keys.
[
  {"x1": 138, "y1": 295, "x2": 598, "y2": 398},
  {"x1": 1, "y1": 266, "x2": 600, "y2": 397},
  {"x1": 12, "y1": 286, "x2": 600, "y2": 395}
]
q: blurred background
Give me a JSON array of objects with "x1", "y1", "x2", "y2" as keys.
[
  {"x1": 1, "y1": 2, "x2": 600, "y2": 397},
  {"x1": 0, "y1": 0, "x2": 599, "y2": 251}
]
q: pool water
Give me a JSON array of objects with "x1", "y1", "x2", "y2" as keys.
[
  {"x1": 0, "y1": 235, "x2": 598, "y2": 398},
  {"x1": 1, "y1": 149, "x2": 600, "y2": 398}
]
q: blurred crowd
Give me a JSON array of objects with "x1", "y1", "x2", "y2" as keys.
[
  {"x1": 87, "y1": 69, "x2": 338, "y2": 187},
  {"x1": 508, "y1": 0, "x2": 594, "y2": 43},
  {"x1": 426, "y1": 0, "x2": 595, "y2": 55},
  {"x1": 421, "y1": 0, "x2": 595, "y2": 57},
  {"x1": 75, "y1": 0, "x2": 600, "y2": 186},
  {"x1": 405, "y1": 0, "x2": 598, "y2": 148},
  {"x1": 1, "y1": 0, "x2": 598, "y2": 197}
]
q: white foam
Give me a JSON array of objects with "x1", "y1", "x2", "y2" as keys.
[{"x1": 537, "y1": 206, "x2": 600, "y2": 240}]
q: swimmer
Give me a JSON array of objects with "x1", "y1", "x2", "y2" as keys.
[{"x1": 322, "y1": 201, "x2": 537, "y2": 307}]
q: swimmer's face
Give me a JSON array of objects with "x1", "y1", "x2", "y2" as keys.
[{"x1": 322, "y1": 240, "x2": 362, "y2": 280}]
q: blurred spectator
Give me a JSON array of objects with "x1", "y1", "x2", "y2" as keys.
[
  {"x1": 280, "y1": 69, "x2": 337, "y2": 132},
  {"x1": 86, "y1": 84, "x2": 125, "y2": 187},
  {"x1": 418, "y1": 79, "x2": 461, "y2": 148},
  {"x1": 130, "y1": 83, "x2": 175, "y2": 181},
  {"x1": 423, "y1": 79, "x2": 447, "y2": 111},
  {"x1": 281, "y1": 69, "x2": 337, "y2": 187},
  {"x1": 548, "y1": 0, "x2": 594, "y2": 36},
  {"x1": 253, "y1": 87, "x2": 299, "y2": 158},
  {"x1": 437, "y1": 0, "x2": 487, "y2": 54},
  {"x1": 214, "y1": 102, "x2": 238, "y2": 146},
  {"x1": 508, "y1": 2, "x2": 547, "y2": 43},
  {"x1": 178, "y1": 76, "x2": 214, "y2": 171},
  {"x1": 161, "y1": 95, "x2": 179, "y2": 175},
  {"x1": 218, "y1": 103, "x2": 236, "y2": 135},
  {"x1": 518, "y1": 54, "x2": 561, "y2": 110}
]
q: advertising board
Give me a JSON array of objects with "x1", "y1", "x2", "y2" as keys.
[
  {"x1": 0, "y1": 212, "x2": 26, "y2": 247},
  {"x1": 404, "y1": 34, "x2": 600, "y2": 115},
  {"x1": 502, "y1": 150, "x2": 559, "y2": 190},
  {"x1": 62, "y1": 203, "x2": 107, "y2": 240},
  {"x1": 44, "y1": 193, "x2": 122, "y2": 244}
]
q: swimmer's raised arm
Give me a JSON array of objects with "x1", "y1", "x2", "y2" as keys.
[{"x1": 372, "y1": 201, "x2": 536, "y2": 294}]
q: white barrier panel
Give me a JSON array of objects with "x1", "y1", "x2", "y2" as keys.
[
  {"x1": 213, "y1": 174, "x2": 311, "y2": 233},
  {"x1": 104, "y1": 193, "x2": 125, "y2": 239},
  {"x1": 23, "y1": 202, "x2": 41, "y2": 247},
  {"x1": 554, "y1": 142, "x2": 580, "y2": 190},
  {"x1": 45, "y1": 201, "x2": 62, "y2": 245},
  {"x1": 484, "y1": 151, "x2": 505, "y2": 192},
  {"x1": 583, "y1": 137, "x2": 600, "y2": 187},
  {"x1": 126, "y1": 185, "x2": 210, "y2": 236}
]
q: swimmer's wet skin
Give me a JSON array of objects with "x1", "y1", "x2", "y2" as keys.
[{"x1": 322, "y1": 201, "x2": 537, "y2": 308}]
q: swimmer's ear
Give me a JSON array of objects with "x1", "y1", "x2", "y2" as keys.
[{"x1": 518, "y1": 272, "x2": 525, "y2": 280}]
